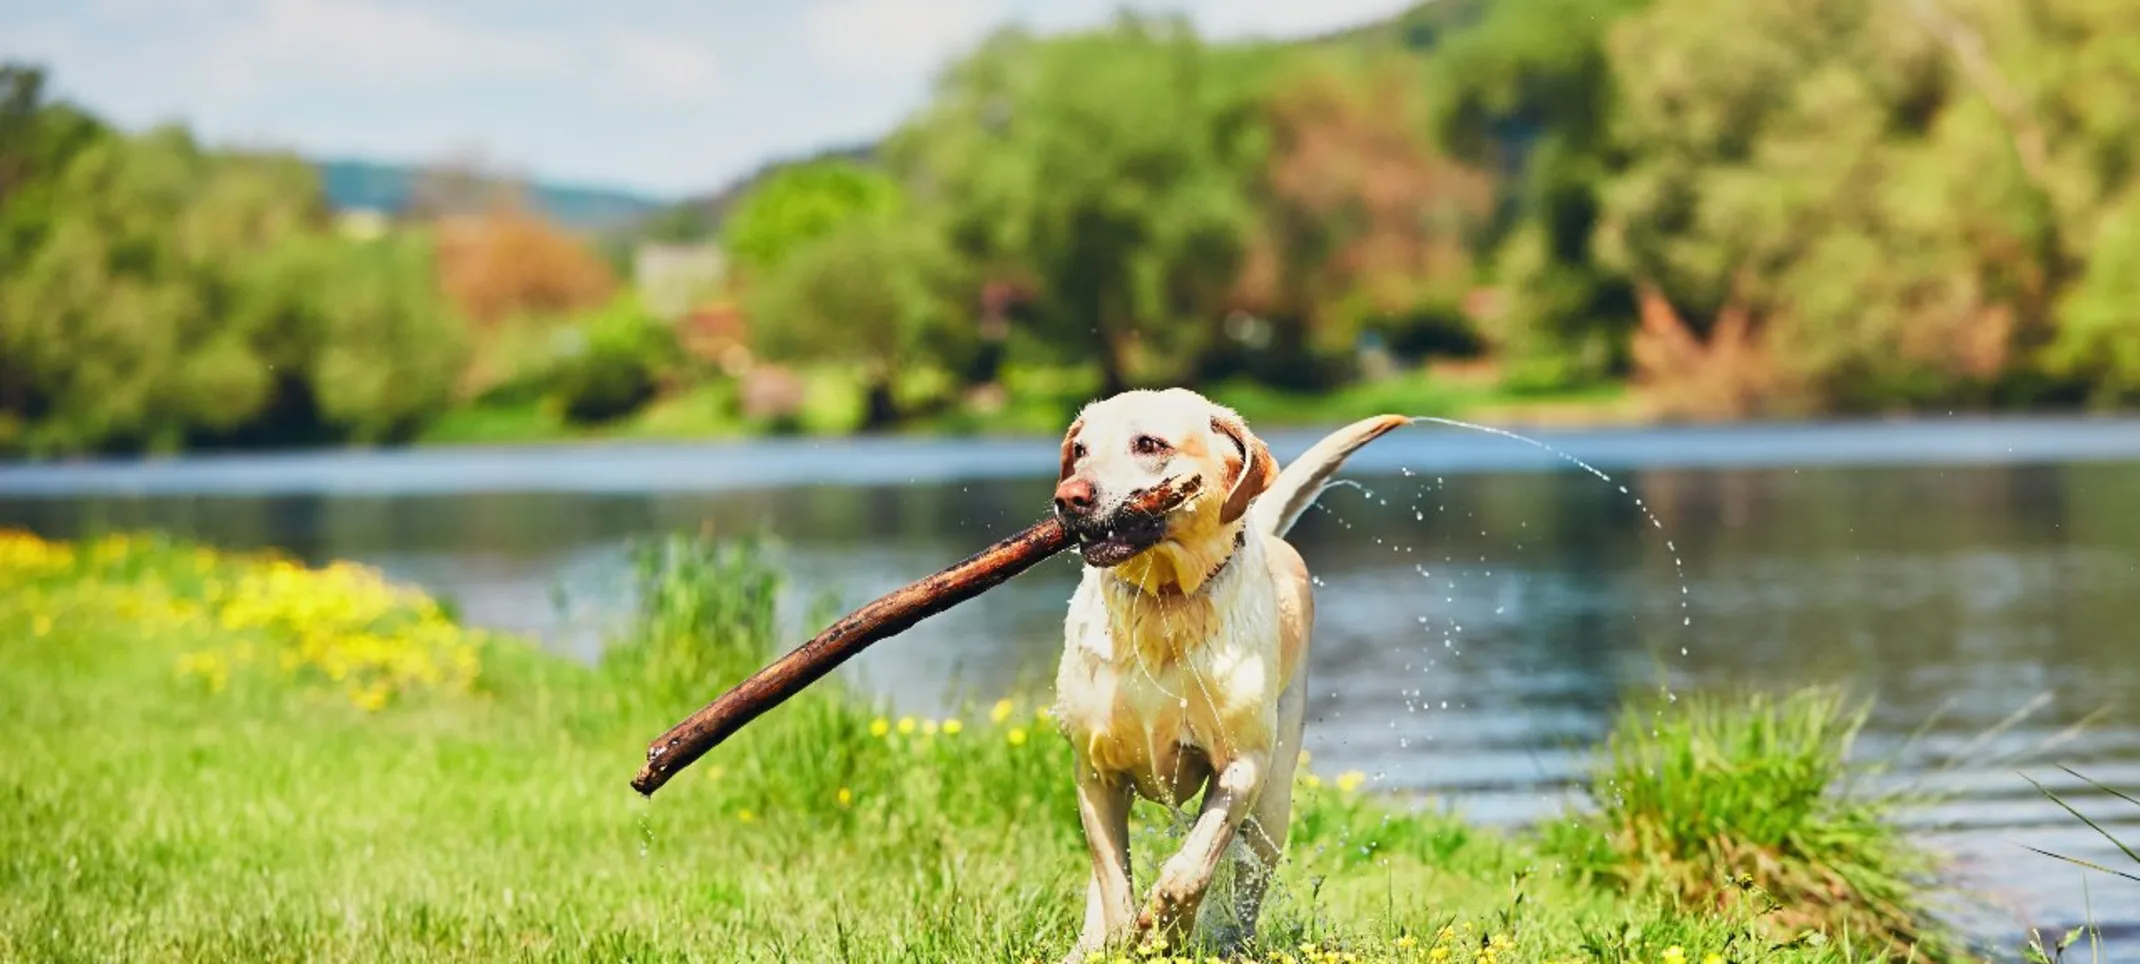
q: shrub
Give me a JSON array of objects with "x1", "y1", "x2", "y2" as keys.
[{"x1": 542, "y1": 295, "x2": 685, "y2": 424}]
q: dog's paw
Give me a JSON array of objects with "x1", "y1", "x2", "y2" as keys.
[{"x1": 1135, "y1": 857, "x2": 1208, "y2": 935}]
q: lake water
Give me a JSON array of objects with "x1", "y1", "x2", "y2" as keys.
[{"x1": 5, "y1": 416, "x2": 2138, "y2": 955}]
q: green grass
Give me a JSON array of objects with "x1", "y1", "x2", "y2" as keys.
[
  {"x1": 2023, "y1": 767, "x2": 2140, "y2": 886},
  {"x1": 0, "y1": 530, "x2": 1965, "y2": 962},
  {"x1": 1203, "y1": 375, "x2": 1630, "y2": 431}
]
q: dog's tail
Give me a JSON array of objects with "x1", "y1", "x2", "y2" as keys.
[{"x1": 1252, "y1": 414, "x2": 1411, "y2": 538}]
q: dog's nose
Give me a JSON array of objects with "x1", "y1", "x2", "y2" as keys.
[{"x1": 1054, "y1": 477, "x2": 1096, "y2": 517}]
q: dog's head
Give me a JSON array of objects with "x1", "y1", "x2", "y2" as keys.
[{"x1": 1053, "y1": 388, "x2": 1277, "y2": 569}]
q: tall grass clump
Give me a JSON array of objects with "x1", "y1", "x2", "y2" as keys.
[
  {"x1": 1547, "y1": 687, "x2": 1944, "y2": 953},
  {"x1": 601, "y1": 532, "x2": 784, "y2": 708}
]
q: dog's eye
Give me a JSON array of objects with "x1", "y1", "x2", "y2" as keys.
[
  {"x1": 1131, "y1": 435, "x2": 1171, "y2": 456},
  {"x1": 1071, "y1": 442, "x2": 1087, "y2": 461}
]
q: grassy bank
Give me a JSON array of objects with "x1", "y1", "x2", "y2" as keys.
[
  {"x1": 1, "y1": 530, "x2": 1962, "y2": 962},
  {"x1": 416, "y1": 367, "x2": 1637, "y2": 448}
]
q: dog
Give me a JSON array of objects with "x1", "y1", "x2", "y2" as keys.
[{"x1": 1048, "y1": 388, "x2": 1407, "y2": 958}]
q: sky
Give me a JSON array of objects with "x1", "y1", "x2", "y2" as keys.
[{"x1": 2, "y1": 0, "x2": 1417, "y2": 199}]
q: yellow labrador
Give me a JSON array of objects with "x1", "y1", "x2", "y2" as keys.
[{"x1": 1048, "y1": 388, "x2": 1407, "y2": 957}]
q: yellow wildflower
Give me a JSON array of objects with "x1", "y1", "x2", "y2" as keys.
[
  {"x1": 922, "y1": 719, "x2": 940, "y2": 736},
  {"x1": 991, "y1": 698, "x2": 1015, "y2": 723},
  {"x1": 1395, "y1": 935, "x2": 1417, "y2": 950},
  {"x1": 1429, "y1": 947, "x2": 1450, "y2": 962},
  {"x1": 1662, "y1": 947, "x2": 1685, "y2": 964},
  {"x1": 737, "y1": 809, "x2": 756, "y2": 823},
  {"x1": 837, "y1": 787, "x2": 852, "y2": 807},
  {"x1": 1008, "y1": 727, "x2": 1029, "y2": 747},
  {"x1": 869, "y1": 718, "x2": 891, "y2": 737},
  {"x1": 1703, "y1": 955, "x2": 1724, "y2": 964},
  {"x1": 897, "y1": 716, "x2": 917, "y2": 735},
  {"x1": 941, "y1": 718, "x2": 963, "y2": 736}
]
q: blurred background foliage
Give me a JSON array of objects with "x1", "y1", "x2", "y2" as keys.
[{"x1": 5, "y1": 0, "x2": 2140, "y2": 456}]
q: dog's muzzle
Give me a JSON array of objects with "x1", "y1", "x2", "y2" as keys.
[{"x1": 1055, "y1": 477, "x2": 1197, "y2": 568}]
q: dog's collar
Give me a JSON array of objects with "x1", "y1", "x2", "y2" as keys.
[{"x1": 1147, "y1": 528, "x2": 1247, "y2": 598}]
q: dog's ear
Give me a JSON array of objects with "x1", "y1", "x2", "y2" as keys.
[
  {"x1": 1211, "y1": 411, "x2": 1277, "y2": 525},
  {"x1": 1058, "y1": 417, "x2": 1086, "y2": 482}
]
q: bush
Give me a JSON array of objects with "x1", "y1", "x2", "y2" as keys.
[{"x1": 542, "y1": 295, "x2": 685, "y2": 424}]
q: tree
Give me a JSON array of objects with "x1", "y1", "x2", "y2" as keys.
[
  {"x1": 744, "y1": 214, "x2": 969, "y2": 429},
  {"x1": 236, "y1": 232, "x2": 471, "y2": 442},
  {"x1": 0, "y1": 127, "x2": 317, "y2": 452},
  {"x1": 1594, "y1": 0, "x2": 2051, "y2": 414},
  {"x1": 432, "y1": 203, "x2": 617, "y2": 328},
  {"x1": 1232, "y1": 51, "x2": 1493, "y2": 386},
  {"x1": 889, "y1": 16, "x2": 1268, "y2": 393},
  {"x1": 1424, "y1": 0, "x2": 1648, "y2": 387},
  {"x1": 720, "y1": 159, "x2": 904, "y2": 277}
]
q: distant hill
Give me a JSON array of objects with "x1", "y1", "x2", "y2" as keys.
[{"x1": 315, "y1": 159, "x2": 667, "y2": 232}]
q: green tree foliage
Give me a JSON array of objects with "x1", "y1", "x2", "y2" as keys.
[
  {"x1": 237, "y1": 232, "x2": 469, "y2": 442},
  {"x1": 1233, "y1": 50, "x2": 1492, "y2": 387},
  {"x1": 542, "y1": 294, "x2": 684, "y2": 424},
  {"x1": 1, "y1": 127, "x2": 310, "y2": 451},
  {"x1": 745, "y1": 214, "x2": 969, "y2": 428},
  {"x1": 1427, "y1": 0, "x2": 1648, "y2": 388},
  {"x1": 890, "y1": 15, "x2": 1269, "y2": 393},
  {"x1": 1594, "y1": 0, "x2": 2139, "y2": 414},
  {"x1": 2048, "y1": 198, "x2": 2140, "y2": 404},
  {"x1": 721, "y1": 159, "x2": 904, "y2": 277},
  {"x1": 0, "y1": 64, "x2": 470, "y2": 454}
]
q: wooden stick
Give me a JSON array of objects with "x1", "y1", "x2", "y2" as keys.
[{"x1": 630, "y1": 476, "x2": 1202, "y2": 797}]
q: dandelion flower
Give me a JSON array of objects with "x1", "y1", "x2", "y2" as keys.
[
  {"x1": 1662, "y1": 947, "x2": 1685, "y2": 964},
  {"x1": 869, "y1": 718, "x2": 891, "y2": 737},
  {"x1": 1336, "y1": 770, "x2": 1366, "y2": 794},
  {"x1": 941, "y1": 718, "x2": 963, "y2": 735},
  {"x1": 737, "y1": 809, "x2": 756, "y2": 823},
  {"x1": 1007, "y1": 727, "x2": 1029, "y2": 747},
  {"x1": 1703, "y1": 955, "x2": 1724, "y2": 964},
  {"x1": 897, "y1": 716, "x2": 917, "y2": 735},
  {"x1": 991, "y1": 698, "x2": 1015, "y2": 723},
  {"x1": 836, "y1": 787, "x2": 852, "y2": 807},
  {"x1": 1396, "y1": 935, "x2": 1417, "y2": 950}
]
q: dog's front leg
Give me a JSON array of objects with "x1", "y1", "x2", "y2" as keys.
[
  {"x1": 1136, "y1": 750, "x2": 1266, "y2": 940},
  {"x1": 1067, "y1": 762, "x2": 1135, "y2": 962}
]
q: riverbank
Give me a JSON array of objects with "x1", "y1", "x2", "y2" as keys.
[
  {"x1": 414, "y1": 368, "x2": 1642, "y2": 449},
  {"x1": 0, "y1": 529, "x2": 2003, "y2": 962}
]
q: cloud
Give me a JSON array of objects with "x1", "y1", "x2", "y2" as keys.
[
  {"x1": 597, "y1": 29, "x2": 724, "y2": 98},
  {"x1": 1168, "y1": 0, "x2": 1417, "y2": 40},
  {"x1": 210, "y1": 0, "x2": 566, "y2": 94},
  {"x1": 803, "y1": 0, "x2": 1003, "y2": 78}
]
